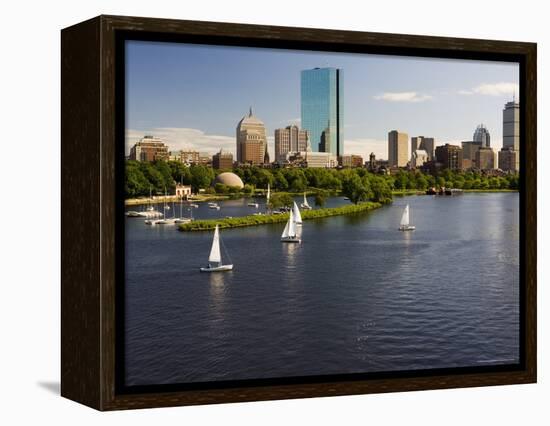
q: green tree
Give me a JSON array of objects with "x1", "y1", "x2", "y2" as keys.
[
  {"x1": 370, "y1": 176, "x2": 393, "y2": 203},
  {"x1": 189, "y1": 165, "x2": 214, "y2": 192},
  {"x1": 269, "y1": 192, "x2": 294, "y2": 209},
  {"x1": 342, "y1": 174, "x2": 369, "y2": 204},
  {"x1": 314, "y1": 191, "x2": 327, "y2": 207}
]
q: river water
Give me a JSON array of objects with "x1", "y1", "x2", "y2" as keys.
[{"x1": 124, "y1": 193, "x2": 520, "y2": 386}]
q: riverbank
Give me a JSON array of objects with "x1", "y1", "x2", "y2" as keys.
[
  {"x1": 178, "y1": 202, "x2": 383, "y2": 232},
  {"x1": 125, "y1": 194, "x2": 231, "y2": 206}
]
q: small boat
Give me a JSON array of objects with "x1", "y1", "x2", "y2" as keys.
[
  {"x1": 155, "y1": 218, "x2": 176, "y2": 225},
  {"x1": 252, "y1": 212, "x2": 263, "y2": 216},
  {"x1": 344, "y1": 197, "x2": 350, "y2": 201},
  {"x1": 125, "y1": 210, "x2": 141, "y2": 217},
  {"x1": 300, "y1": 192, "x2": 312, "y2": 210},
  {"x1": 398, "y1": 204, "x2": 415, "y2": 231},
  {"x1": 266, "y1": 184, "x2": 271, "y2": 205},
  {"x1": 174, "y1": 217, "x2": 192, "y2": 224},
  {"x1": 281, "y1": 207, "x2": 301, "y2": 243},
  {"x1": 292, "y1": 201, "x2": 303, "y2": 225},
  {"x1": 190, "y1": 203, "x2": 199, "y2": 208},
  {"x1": 200, "y1": 225, "x2": 233, "y2": 272},
  {"x1": 248, "y1": 202, "x2": 259, "y2": 208},
  {"x1": 208, "y1": 202, "x2": 220, "y2": 210}
]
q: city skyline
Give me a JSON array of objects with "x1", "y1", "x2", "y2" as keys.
[{"x1": 125, "y1": 40, "x2": 519, "y2": 160}]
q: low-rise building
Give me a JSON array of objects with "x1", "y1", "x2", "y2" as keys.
[
  {"x1": 475, "y1": 147, "x2": 496, "y2": 170},
  {"x1": 498, "y1": 147, "x2": 519, "y2": 173},
  {"x1": 175, "y1": 184, "x2": 193, "y2": 198},
  {"x1": 212, "y1": 149, "x2": 233, "y2": 169},
  {"x1": 340, "y1": 154, "x2": 364, "y2": 168},
  {"x1": 129, "y1": 135, "x2": 169, "y2": 162},
  {"x1": 277, "y1": 151, "x2": 337, "y2": 168},
  {"x1": 435, "y1": 143, "x2": 463, "y2": 171},
  {"x1": 409, "y1": 149, "x2": 429, "y2": 169}
]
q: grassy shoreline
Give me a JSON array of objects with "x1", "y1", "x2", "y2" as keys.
[{"x1": 178, "y1": 202, "x2": 383, "y2": 232}]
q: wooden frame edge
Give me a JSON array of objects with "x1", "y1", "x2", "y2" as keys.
[{"x1": 61, "y1": 14, "x2": 537, "y2": 411}]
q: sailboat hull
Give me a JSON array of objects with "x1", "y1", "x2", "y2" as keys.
[
  {"x1": 399, "y1": 225, "x2": 416, "y2": 231},
  {"x1": 281, "y1": 237, "x2": 301, "y2": 243},
  {"x1": 200, "y1": 264, "x2": 234, "y2": 272}
]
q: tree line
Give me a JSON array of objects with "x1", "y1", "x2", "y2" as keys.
[{"x1": 125, "y1": 160, "x2": 519, "y2": 204}]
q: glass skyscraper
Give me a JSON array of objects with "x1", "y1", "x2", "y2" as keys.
[{"x1": 300, "y1": 67, "x2": 344, "y2": 157}]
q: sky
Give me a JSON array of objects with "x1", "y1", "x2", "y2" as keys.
[{"x1": 125, "y1": 40, "x2": 519, "y2": 160}]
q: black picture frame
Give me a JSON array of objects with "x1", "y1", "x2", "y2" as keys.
[{"x1": 61, "y1": 15, "x2": 537, "y2": 410}]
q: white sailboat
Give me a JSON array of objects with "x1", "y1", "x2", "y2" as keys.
[
  {"x1": 398, "y1": 204, "x2": 415, "y2": 231},
  {"x1": 266, "y1": 184, "x2": 271, "y2": 205},
  {"x1": 200, "y1": 225, "x2": 233, "y2": 272},
  {"x1": 292, "y1": 201, "x2": 303, "y2": 225},
  {"x1": 300, "y1": 192, "x2": 312, "y2": 210},
  {"x1": 281, "y1": 208, "x2": 301, "y2": 243}
]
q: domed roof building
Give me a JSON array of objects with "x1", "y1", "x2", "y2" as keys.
[
  {"x1": 213, "y1": 172, "x2": 244, "y2": 189},
  {"x1": 236, "y1": 107, "x2": 267, "y2": 165}
]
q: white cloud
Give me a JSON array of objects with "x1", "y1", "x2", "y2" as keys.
[
  {"x1": 126, "y1": 127, "x2": 235, "y2": 157},
  {"x1": 373, "y1": 92, "x2": 433, "y2": 103},
  {"x1": 458, "y1": 82, "x2": 519, "y2": 97}
]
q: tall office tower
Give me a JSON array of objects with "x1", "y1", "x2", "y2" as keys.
[
  {"x1": 301, "y1": 67, "x2": 344, "y2": 157},
  {"x1": 473, "y1": 124, "x2": 491, "y2": 148},
  {"x1": 236, "y1": 108, "x2": 267, "y2": 165},
  {"x1": 411, "y1": 136, "x2": 435, "y2": 160},
  {"x1": 500, "y1": 99, "x2": 520, "y2": 172},
  {"x1": 388, "y1": 130, "x2": 409, "y2": 167},
  {"x1": 274, "y1": 125, "x2": 309, "y2": 158}
]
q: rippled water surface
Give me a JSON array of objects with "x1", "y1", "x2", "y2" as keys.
[{"x1": 124, "y1": 193, "x2": 519, "y2": 386}]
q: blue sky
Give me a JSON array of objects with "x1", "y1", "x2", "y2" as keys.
[{"x1": 125, "y1": 40, "x2": 519, "y2": 160}]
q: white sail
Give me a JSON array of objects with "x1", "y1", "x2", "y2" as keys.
[
  {"x1": 267, "y1": 184, "x2": 271, "y2": 204},
  {"x1": 303, "y1": 192, "x2": 310, "y2": 208},
  {"x1": 293, "y1": 201, "x2": 302, "y2": 224},
  {"x1": 208, "y1": 225, "x2": 222, "y2": 264},
  {"x1": 400, "y1": 205, "x2": 410, "y2": 227},
  {"x1": 281, "y1": 214, "x2": 291, "y2": 239},
  {"x1": 288, "y1": 208, "x2": 296, "y2": 236}
]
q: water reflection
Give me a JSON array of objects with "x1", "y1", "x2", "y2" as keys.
[
  {"x1": 282, "y1": 240, "x2": 300, "y2": 270},
  {"x1": 208, "y1": 272, "x2": 229, "y2": 315}
]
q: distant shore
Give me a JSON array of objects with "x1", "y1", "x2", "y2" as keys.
[
  {"x1": 178, "y1": 202, "x2": 383, "y2": 232},
  {"x1": 125, "y1": 188, "x2": 518, "y2": 206}
]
